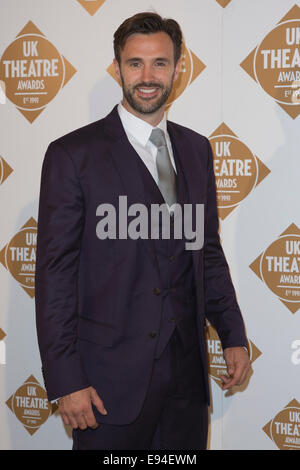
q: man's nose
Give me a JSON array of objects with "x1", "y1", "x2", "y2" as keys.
[{"x1": 141, "y1": 65, "x2": 154, "y2": 83}]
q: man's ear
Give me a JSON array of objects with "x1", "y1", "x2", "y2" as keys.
[
  {"x1": 113, "y1": 58, "x2": 121, "y2": 83},
  {"x1": 173, "y1": 58, "x2": 182, "y2": 83}
]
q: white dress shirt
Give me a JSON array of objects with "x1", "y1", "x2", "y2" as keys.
[{"x1": 117, "y1": 103, "x2": 177, "y2": 186}]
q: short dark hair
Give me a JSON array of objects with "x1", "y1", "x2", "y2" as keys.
[{"x1": 113, "y1": 12, "x2": 182, "y2": 65}]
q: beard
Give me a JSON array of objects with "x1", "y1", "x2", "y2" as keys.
[{"x1": 120, "y1": 72, "x2": 175, "y2": 115}]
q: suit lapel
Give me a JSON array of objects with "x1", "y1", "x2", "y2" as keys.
[
  {"x1": 103, "y1": 106, "x2": 160, "y2": 274},
  {"x1": 167, "y1": 122, "x2": 203, "y2": 279}
]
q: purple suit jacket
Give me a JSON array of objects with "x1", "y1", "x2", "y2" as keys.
[{"x1": 35, "y1": 105, "x2": 247, "y2": 424}]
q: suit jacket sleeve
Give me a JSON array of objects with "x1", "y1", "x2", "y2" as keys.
[
  {"x1": 203, "y1": 137, "x2": 248, "y2": 350},
  {"x1": 35, "y1": 141, "x2": 90, "y2": 401}
]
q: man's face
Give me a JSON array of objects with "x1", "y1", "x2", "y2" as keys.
[{"x1": 114, "y1": 32, "x2": 181, "y2": 119}]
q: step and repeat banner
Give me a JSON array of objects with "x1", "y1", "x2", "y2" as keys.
[{"x1": 0, "y1": 0, "x2": 299, "y2": 450}]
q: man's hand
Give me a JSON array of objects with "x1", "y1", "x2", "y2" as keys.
[
  {"x1": 58, "y1": 386, "x2": 107, "y2": 430},
  {"x1": 221, "y1": 347, "x2": 251, "y2": 390}
]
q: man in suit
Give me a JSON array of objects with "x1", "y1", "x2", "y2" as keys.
[{"x1": 35, "y1": 12, "x2": 250, "y2": 450}]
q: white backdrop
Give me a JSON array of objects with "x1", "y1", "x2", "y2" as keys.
[{"x1": 0, "y1": 0, "x2": 299, "y2": 450}]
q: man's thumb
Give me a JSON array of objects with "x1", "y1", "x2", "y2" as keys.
[{"x1": 90, "y1": 387, "x2": 107, "y2": 415}]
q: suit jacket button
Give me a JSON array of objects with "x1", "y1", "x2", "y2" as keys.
[
  {"x1": 153, "y1": 287, "x2": 161, "y2": 296},
  {"x1": 149, "y1": 331, "x2": 157, "y2": 338}
]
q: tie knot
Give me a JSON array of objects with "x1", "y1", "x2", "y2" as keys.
[{"x1": 149, "y1": 128, "x2": 167, "y2": 148}]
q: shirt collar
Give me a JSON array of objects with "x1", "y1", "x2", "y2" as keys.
[{"x1": 118, "y1": 102, "x2": 167, "y2": 147}]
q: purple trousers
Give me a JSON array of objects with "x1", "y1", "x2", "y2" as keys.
[{"x1": 72, "y1": 329, "x2": 208, "y2": 450}]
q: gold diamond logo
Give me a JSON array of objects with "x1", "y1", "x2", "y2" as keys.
[
  {"x1": 0, "y1": 328, "x2": 6, "y2": 341},
  {"x1": 215, "y1": 0, "x2": 232, "y2": 7},
  {"x1": 0, "y1": 156, "x2": 13, "y2": 186},
  {"x1": 0, "y1": 21, "x2": 76, "y2": 123},
  {"x1": 250, "y1": 223, "x2": 300, "y2": 314},
  {"x1": 6, "y1": 375, "x2": 57, "y2": 435},
  {"x1": 0, "y1": 217, "x2": 37, "y2": 298},
  {"x1": 209, "y1": 123, "x2": 270, "y2": 219},
  {"x1": 77, "y1": 0, "x2": 106, "y2": 15},
  {"x1": 263, "y1": 399, "x2": 300, "y2": 450},
  {"x1": 240, "y1": 5, "x2": 300, "y2": 119}
]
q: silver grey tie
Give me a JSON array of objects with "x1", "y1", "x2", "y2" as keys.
[{"x1": 149, "y1": 128, "x2": 177, "y2": 208}]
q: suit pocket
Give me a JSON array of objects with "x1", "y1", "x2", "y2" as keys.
[{"x1": 77, "y1": 316, "x2": 117, "y2": 347}]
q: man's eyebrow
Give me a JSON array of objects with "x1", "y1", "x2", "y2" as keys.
[
  {"x1": 125, "y1": 57, "x2": 143, "y2": 63},
  {"x1": 125, "y1": 57, "x2": 171, "y2": 63},
  {"x1": 154, "y1": 57, "x2": 170, "y2": 63}
]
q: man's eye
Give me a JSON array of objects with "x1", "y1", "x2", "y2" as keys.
[
  {"x1": 155, "y1": 62, "x2": 166, "y2": 67},
  {"x1": 130, "y1": 62, "x2": 141, "y2": 68}
]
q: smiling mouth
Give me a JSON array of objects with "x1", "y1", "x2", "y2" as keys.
[{"x1": 135, "y1": 86, "x2": 160, "y2": 98}]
